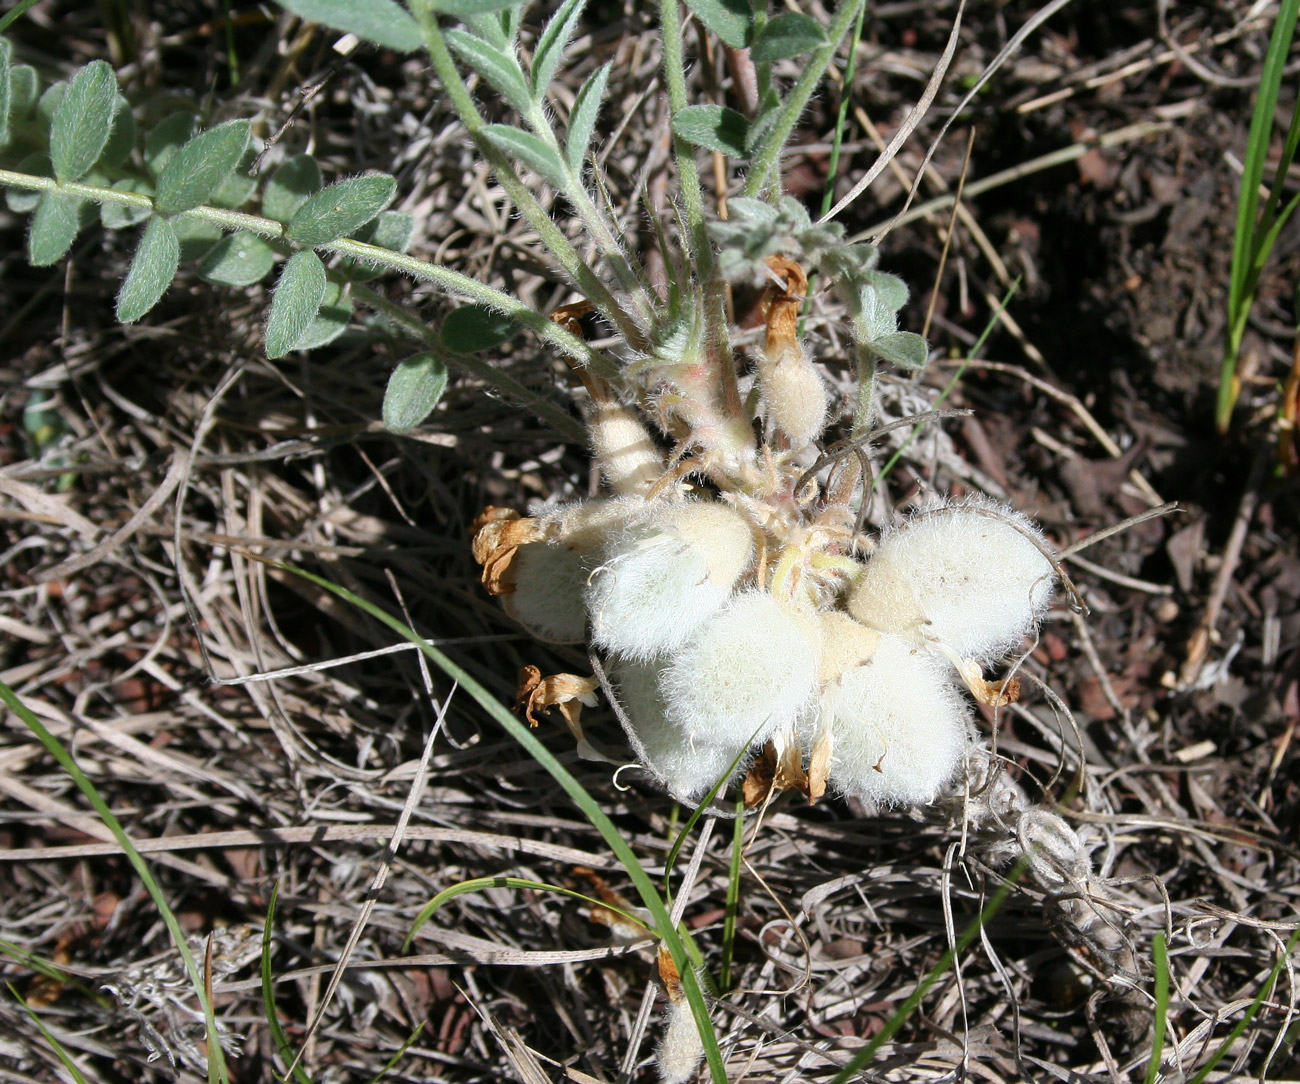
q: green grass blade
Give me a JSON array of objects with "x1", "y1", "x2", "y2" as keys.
[
  {"x1": 1188, "y1": 923, "x2": 1300, "y2": 1084},
  {"x1": 817, "y1": 0, "x2": 868, "y2": 220},
  {"x1": 1143, "y1": 931, "x2": 1169, "y2": 1084},
  {"x1": 7, "y1": 984, "x2": 92, "y2": 1084},
  {"x1": 403, "y1": 876, "x2": 653, "y2": 952},
  {"x1": 264, "y1": 560, "x2": 729, "y2": 1084},
  {"x1": 363, "y1": 1022, "x2": 426, "y2": 1084},
  {"x1": 661, "y1": 728, "x2": 760, "y2": 894},
  {"x1": 827, "y1": 857, "x2": 1029, "y2": 1084},
  {"x1": 260, "y1": 880, "x2": 314, "y2": 1084},
  {"x1": 0, "y1": 679, "x2": 230, "y2": 1084},
  {"x1": 0, "y1": 939, "x2": 111, "y2": 1009},
  {"x1": 718, "y1": 792, "x2": 746, "y2": 992},
  {"x1": 1218, "y1": 0, "x2": 1300, "y2": 430},
  {"x1": 0, "y1": 0, "x2": 42, "y2": 32}
]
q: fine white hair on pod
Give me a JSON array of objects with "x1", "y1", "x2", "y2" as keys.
[
  {"x1": 818, "y1": 633, "x2": 972, "y2": 806},
  {"x1": 661, "y1": 590, "x2": 821, "y2": 753},
  {"x1": 848, "y1": 495, "x2": 1057, "y2": 662},
  {"x1": 586, "y1": 501, "x2": 755, "y2": 662},
  {"x1": 655, "y1": 997, "x2": 704, "y2": 1084},
  {"x1": 611, "y1": 658, "x2": 749, "y2": 802}
]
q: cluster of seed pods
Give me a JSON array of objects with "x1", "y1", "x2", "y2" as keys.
[{"x1": 472, "y1": 257, "x2": 1060, "y2": 809}]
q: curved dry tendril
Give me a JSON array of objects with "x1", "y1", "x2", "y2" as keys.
[{"x1": 793, "y1": 408, "x2": 974, "y2": 506}]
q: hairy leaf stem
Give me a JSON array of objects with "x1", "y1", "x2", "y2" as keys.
[{"x1": 408, "y1": 0, "x2": 647, "y2": 350}]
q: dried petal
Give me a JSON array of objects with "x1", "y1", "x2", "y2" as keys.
[{"x1": 515, "y1": 666, "x2": 599, "y2": 739}]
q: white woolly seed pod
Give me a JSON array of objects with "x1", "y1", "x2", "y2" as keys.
[
  {"x1": 505, "y1": 499, "x2": 643, "y2": 644},
  {"x1": 589, "y1": 401, "x2": 664, "y2": 497},
  {"x1": 817, "y1": 633, "x2": 972, "y2": 806},
  {"x1": 758, "y1": 340, "x2": 829, "y2": 449},
  {"x1": 848, "y1": 497, "x2": 1057, "y2": 662},
  {"x1": 587, "y1": 501, "x2": 755, "y2": 661},
  {"x1": 661, "y1": 591, "x2": 821, "y2": 753},
  {"x1": 613, "y1": 659, "x2": 748, "y2": 802},
  {"x1": 656, "y1": 996, "x2": 704, "y2": 1084}
]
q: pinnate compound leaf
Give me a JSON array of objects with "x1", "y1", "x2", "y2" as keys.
[
  {"x1": 116, "y1": 216, "x2": 180, "y2": 323},
  {"x1": 155, "y1": 119, "x2": 252, "y2": 215},
  {"x1": 870, "y1": 331, "x2": 928, "y2": 371},
  {"x1": 566, "y1": 61, "x2": 609, "y2": 171},
  {"x1": 28, "y1": 193, "x2": 85, "y2": 266},
  {"x1": 383, "y1": 352, "x2": 449, "y2": 434},
  {"x1": 481, "y1": 125, "x2": 566, "y2": 188},
  {"x1": 287, "y1": 173, "x2": 396, "y2": 245},
  {"x1": 445, "y1": 29, "x2": 531, "y2": 114},
  {"x1": 266, "y1": 249, "x2": 326, "y2": 358},
  {"x1": 671, "y1": 104, "x2": 751, "y2": 158},
  {"x1": 198, "y1": 232, "x2": 276, "y2": 286},
  {"x1": 274, "y1": 0, "x2": 421, "y2": 52},
  {"x1": 684, "y1": 0, "x2": 752, "y2": 48},
  {"x1": 145, "y1": 111, "x2": 196, "y2": 177},
  {"x1": 441, "y1": 304, "x2": 521, "y2": 352},
  {"x1": 50, "y1": 60, "x2": 117, "y2": 183},
  {"x1": 263, "y1": 154, "x2": 322, "y2": 222},
  {"x1": 751, "y1": 12, "x2": 826, "y2": 62},
  {"x1": 532, "y1": 0, "x2": 584, "y2": 97},
  {"x1": 100, "y1": 178, "x2": 153, "y2": 228}
]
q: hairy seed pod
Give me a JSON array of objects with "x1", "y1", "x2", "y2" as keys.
[
  {"x1": 656, "y1": 997, "x2": 704, "y2": 1084},
  {"x1": 590, "y1": 401, "x2": 664, "y2": 497},
  {"x1": 848, "y1": 497, "x2": 1056, "y2": 661},
  {"x1": 758, "y1": 340, "x2": 829, "y2": 449},
  {"x1": 661, "y1": 591, "x2": 821, "y2": 752},
  {"x1": 587, "y1": 501, "x2": 755, "y2": 661},
  {"x1": 613, "y1": 659, "x2": 748, "y2": 801},
  {"x1": 817, "y1": 633, "x2": 971, "y2": 806},
  {"x1": 504, "y1": 499, "x2": 642, "y2": 643}
]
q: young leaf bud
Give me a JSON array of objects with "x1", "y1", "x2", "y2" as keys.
[
  {"x1": 587, "y1": 501, "x2": 755, "y2": 661},
  {"x1": 758, "y1": 340, "x2": 829, "y2": 449},
  {"x1": 661, "y1": 591, "x2": 821, "y2": 752},
  {"x1": 848, "y1": 497, "x2": 1057, "y2": 662},
  {"x1": 818, "y1": 633, "x2": 971, "y2": 806},
  {"x1": 590, "y1": 400, "x2": 664, "y2": 497},
  {"x1": 614, "y1": 659, "x2": 748, "y2": 802}
]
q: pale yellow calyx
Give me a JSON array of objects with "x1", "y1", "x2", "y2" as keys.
[
  {"x1": 817, "y1": 611, "x2": 882, "y2": 685},
  {"x1": 846, "y1": 554, "x2": 927, "y2": 637}
]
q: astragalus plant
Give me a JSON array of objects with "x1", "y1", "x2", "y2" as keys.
[{"x1": 1, "y1": 1, "x2": 1141, "y2": 1079}]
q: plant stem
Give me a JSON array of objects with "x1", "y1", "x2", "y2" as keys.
[
  {"x1": 408, "y1": 0, "x2": 645, "y2": 350},
  {"x1": 741, "y1": 0, "x2": 868, "y2": 200},
  {"x1": 522, "y1": 100, "x2": 657, "y2": 330},
  {"x1": 0, "y1": 167, "x2": 623, "y2": 385}
]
